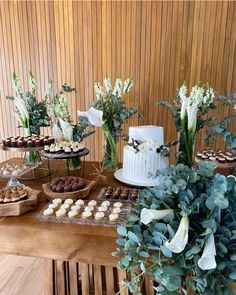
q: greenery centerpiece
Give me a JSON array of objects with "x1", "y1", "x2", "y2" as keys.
[
  {"x1": 6, "y1": 72, "x2": 51, "y2": 164},
  {"x1": 79, "y1": 76, "x2": 141, "y2": 170},
  {"x1": 114, "y1": 83, "x2": 236, "y2": 295}
]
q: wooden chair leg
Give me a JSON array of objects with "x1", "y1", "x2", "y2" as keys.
[{"x1": 44, "y1": 259, "x2": 55, "y2": 295}]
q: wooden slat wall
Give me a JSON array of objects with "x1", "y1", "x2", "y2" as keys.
[{"x1": 0, "y1": 1, "x2": 235, "y2": 163}]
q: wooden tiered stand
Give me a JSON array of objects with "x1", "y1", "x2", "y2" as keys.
[{"x1": 0, "y1": 159, "x2": 154, "y2": 295}]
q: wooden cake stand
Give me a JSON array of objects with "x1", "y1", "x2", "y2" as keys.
[{"x1": 42, "y1": 148, "x2": 89, "y2": 179}]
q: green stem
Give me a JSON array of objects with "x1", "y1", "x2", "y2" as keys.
[
  {"x1": 102, "y1": 123, "x2": 118, "y2": 170},
  {"x1": 181, "y1": 119, "x2": 192, "y2": 168}
]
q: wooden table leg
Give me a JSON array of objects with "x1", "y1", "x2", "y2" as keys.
[{"x1": 44, "y1": 259, "x2": 55, "y2": 295}]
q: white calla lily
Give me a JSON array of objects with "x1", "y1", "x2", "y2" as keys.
[
  {"x1": 165, "y1": 216, "x2": 189, "y2": 253},
  {"x1": 187, "y1": 104, "x2": 198, "y2": 132},
  {"x1": 198, "y1": 233, "x2": 217, "y2": 270},
  {"x1": 59, "y1": 119, "x2": 73, "y2": 141},
  {"x1": 52, "y1": 124, "x2": 64, "y2": 140},
  {"x1": 180, "y1": 97, "x2": 189, "y2": 120},
  {"x1": 140, "y1": 208, "x2": 174, "y2": 225},
  {"x1": 78, "y1": 107, "x2": 105, "y2": 127},
  {"x1": 14, "y1": 97, "x2": 29, "y2": 126}
]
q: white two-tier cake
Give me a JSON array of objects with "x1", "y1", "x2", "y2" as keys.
[{"x1": 116, "y1": 125, "x2": 168, "y2": 186}]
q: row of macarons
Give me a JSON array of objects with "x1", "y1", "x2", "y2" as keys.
[{"x1": 43, "y1": 198, "x2": 123, "y2": 222}]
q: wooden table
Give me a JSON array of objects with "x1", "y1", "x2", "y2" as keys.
[{"x1": 0, "y1": 159, "x2": 154, "y2": 295}]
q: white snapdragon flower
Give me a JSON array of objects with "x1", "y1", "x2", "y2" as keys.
[
  {"x1": 198, "y1": 233, "x2": 217, "y2": 270},
  {"x1": 187, "y1": 104, "x2": 198, "y2": 132},
  {"x1": 165, "y1": 216, "x2": 189, "y2": 253},
  {"x1": 78, "y1": 107, "x2": 105, "y2": 127},
  {"x1": 203, "y1": 87, "x2": 215, "y2": 106},
  {"x1": 123, "y1": 78, "x2": 134, "y2": 94},
  {"x1": 112, "y1": 78, "x2": 123, "y2": 97},
  {"x1": 140, "y1": 208, "x2": 174, "y2": 225},
  {"x1": 104, "y1": 76, "x2": 112, "y2": 93},
  {"x1": 94, "y1": 82, "x2": 105, "y2": 99},
  {"x1": 179, "y1": 83, "x2": 188, "y2": 101},
  {"x1": 190, "y1": 85, "x2": 204, "y2": 107}
]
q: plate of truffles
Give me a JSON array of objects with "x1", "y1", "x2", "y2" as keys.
[
  {"x1": 38, "y1": 198, "x2": 131, "y2": 227},
  {"x1": 42, "y1": 176, "x2": 96, "y2": 200}
]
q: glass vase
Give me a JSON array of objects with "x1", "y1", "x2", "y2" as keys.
[
  {"x1": 177, "y1": 131, "x2": 195, "y2": 169},
  {"x1": 67, "y1": 157, "x2": 81, "y2": 171},
  {"x1": 102, "y1": 127, "x2": 118, "y2": 171},
  {"x1": 24, "y1": 128, "x2": 42, "y2": 165}
]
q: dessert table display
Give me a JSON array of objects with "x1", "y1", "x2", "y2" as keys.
[{"x1": 0, "y1": 159, "x2": 154, "y2": 295}]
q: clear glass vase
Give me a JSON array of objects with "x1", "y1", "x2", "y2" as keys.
[
  {"x1": 102, "y1": 127, "x2": 118, "y2": 171},
  {"x1": 24, "y1": 128, "x2": 42, "y2": 165}
]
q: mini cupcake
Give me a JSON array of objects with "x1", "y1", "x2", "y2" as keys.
[
  {"x1": 95, "y1": 212, "x2": 105, "y2": 221},
  {"x1": 55, "y1": 208, "x2": 67, "y2": 217},
  {"x1": 88, "y1": 200, "x2": 97, "y2": 207},
  {"x1": 75, "y1": 199, "x2": 84, "y2": 206},
  {"x1": 43, "y1": 208, "x2": 54, "y2": 216},
  {"x1": 113, "y1": 202, "x2": 123, "y2": 208},
  {"x1": 64, "y1": 147, "x2": 71, "y2": 154},
  {"x1": 68, "y1": 210, "x2": 79, "y2": 218},
  {"x1": 64, "y1": 198, "x2": 74, "y2": 206},
  {"x1": 97, "y1": 206, "x2": 108, "y2": 212},
  {"x1": 82, "y1": 210, "x2": 92, "y2": 219},
  {"x1": 53, "y1": 198, "x2": 63, "y2": 205},
  {"x1": 109, "y1": 213, "x2": 119, "y2": 222},
  {"x1": 44, "y1": 145, "x2": 50, "y2": 152}
]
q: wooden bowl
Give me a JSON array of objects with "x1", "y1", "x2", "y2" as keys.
[
  {"x1": 0, "y1": 186, "x2": 41, "y2": 217},
  {"x1": 42, "y1": 177, "x2": 96, "y2": 201}
]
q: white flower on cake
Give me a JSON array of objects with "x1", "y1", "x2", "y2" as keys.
[
  {"x1": 198, "y1": 232, "x2": 217, "y2": 270},
  {"x1": 165, "y1": 215, "x2": 189, "y2": 253},
  {"x1": 135, "y1": 139, "x2": 160, "y2": 152}
]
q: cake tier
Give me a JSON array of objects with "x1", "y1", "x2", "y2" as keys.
[
  {"x1": 129, "y1": 125, "x2": 164, "y2": 144},
  {"x1": 123, "y1": 146, "x2": 168, "y2": 185}
]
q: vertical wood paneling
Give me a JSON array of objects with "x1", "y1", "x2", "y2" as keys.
[{"x1": 0, "y1": 1, "x2": 235, "y2": 163}]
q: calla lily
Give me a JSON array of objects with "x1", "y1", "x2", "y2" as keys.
[
  {"x1": 14, "y1": 97, "x2": 29, "y2": 127},
  {"x1": 180, "y1": 97, "x2": 189, "y2": 120},
  {"x1": 165, "y1": 216, "x2": 189, "y2": 253},
  {"x1": 187, "y1": 104, "x2": 198, "y2": 132},
  {"x1": 78, "y1": 107, "x2": 105, "y2": 127},
  {"x1": 198, "y1": 233, "x2": 217, "y2": 270},
  {"x1": 59, "y1": 119, "x2": 73, "y2": 141},
  {"x1": 52, "y1": 123, "x2": 64, "y2": 140},
  {"x1": 140, "y1": 208, "x2": 174, "y2": 225}
]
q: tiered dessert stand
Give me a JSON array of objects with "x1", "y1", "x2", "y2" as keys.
[{"x1": 1, "y1": 145, "x2": 50, "y2": 180}]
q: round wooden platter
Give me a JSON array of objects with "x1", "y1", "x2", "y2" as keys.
[
  {"x1": 42, "y1": 177, "x2": 96, "y2": 201},
  {"x1": 195, "y1": 157, "x2": 236, "y2": 168},
  {"x1": 0, "y1": 186, "x2": 41, "y2": 217},
  {"x1": 42, "y1": 147, "x2": 89, "y2": 160}
]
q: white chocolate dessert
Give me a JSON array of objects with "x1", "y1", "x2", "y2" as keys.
[
  {"x1": 82, "y1": 210, "x2": 92, "y2": 219},
  {"x1": 88, "y1": 200, "x2": 97, "y2": 207},
  {"x1": 113, "y1": 202, "x2": 123, "y2": 208},
  {"x1": 43, "y1": 208, "x2": 54, "y2": 216},
  {"x1": 53, "y1": 198, "x2": 62, "y2": 205},
  {"x1": 122, "y1": 125, "x2": 168, "y2": 185},
  {"x1": 75, "y1": 199, "x2": 84, "y2": 206},
  {"x1": 64, "y1": 198, "x2": 74, "y2": 205},
  {"x1": 97, "y1": 206, "x2": 108, "y2": 212},
  {"x1": 68, "y1": 210, "x2": 79, "y2": 218},
  {"x1": 56, "y1": 208, "x2": 67, "y2": 217},
  {"x1": 109, "y1": 213, "x2": 119, "y2": 222},
  {"x1": 95, "y1": 212, "x2": 105, "y2": 220}
]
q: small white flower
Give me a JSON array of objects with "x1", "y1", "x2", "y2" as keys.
[
  {"x1": 179, "y1": 83, "x2": 188, "y2": 101},
  {"x1": 190, "y1": 85, "x2": 204, "y2": 107},
  {"x1": 138, "y1": 139, "x2": 160, "y2": 152},
  {"x1": 140, "y1": 208, "x2": 174, "y2": 225},
  {"x1": 198, "y1": 233, "x2": 217, "y2": 270},
  {"x1": 103, "y1": 76, "x2": 112, "y2": 93},
  {"x1": 203, "y1": 87, "x2": 215, "y2": 106},
  {"x1": 59, "y1": 119, "x2": 73, "y2": 141},
  {"x1": 187, "y1": 104, "x2": 198, "y2": 132},
  {"x1": 94, "y1": 82, "x2": 105, "y2": 99},
  {"x1": 52, "y1": 124, "x2": 64, "y2": 140},
  {"x1": 123, "y1": 78, "x2": 134, "y2": 94},
  {"x1": 78, "y1": 107, "x2": 105, "y2": 127},
  {"x1": 112, "y1": 78, "x2": 123, "y2": 97},
  {"x1": 165, "y1": 216, "x2": 189, "y2": 253}
]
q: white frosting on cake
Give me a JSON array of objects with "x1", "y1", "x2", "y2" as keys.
[
  {"x1": 129, "y1": 125, "x2": 164, "y2": 144},
  {"x1": 122, "y1": 125, "x2": 168, "y2": 185}
]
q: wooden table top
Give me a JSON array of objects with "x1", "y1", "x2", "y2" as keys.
[{"x1": 0, "y1": 158, "x2": 128, "y2": 266}]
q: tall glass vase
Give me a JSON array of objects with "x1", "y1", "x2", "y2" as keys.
[
  {"x1": 177, "y1": 131, "x2": 195, "y2": 169},
  {"x1": 102, "y1": 124, "x2": 118, "y2": 171},
  {"x1": 24, "y1": 128, "x2": 42, "y2": 165}
]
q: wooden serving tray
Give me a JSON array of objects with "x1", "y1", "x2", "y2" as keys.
[
  {"x1": 0, "y1": 186, "x2": 41, "y2": 217},
  {"x1": 42, "y1": 177, "x2": 96, "y2": 201}
]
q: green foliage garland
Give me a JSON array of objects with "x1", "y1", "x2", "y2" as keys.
[{"x1": 114, "y1": 161, "x2": 236, "y2": 295}]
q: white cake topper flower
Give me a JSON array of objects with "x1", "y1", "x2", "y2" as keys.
[
  {"x1": 165, "y1": 215, "x2": 189, "y2": 253},
  {"x1": 140, "y1": 208, "x2": 174, "y2": 225},
  {"x1": 78, "y1": 107, "x2": 105, "y2": 127},
  {"x1": 198, "y1": 232, "x2": 217, "y2": 270}
]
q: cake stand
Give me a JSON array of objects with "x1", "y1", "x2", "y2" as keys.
[
  {"x1": 0, "y1": 145, "x2": 50, "y2": 180},
  {"x1": 114, "y1": 168, "x2": 160, "y2": 187},
  {"x1": 42, "y1": 147, "x2": 89, "y2": 179}
]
